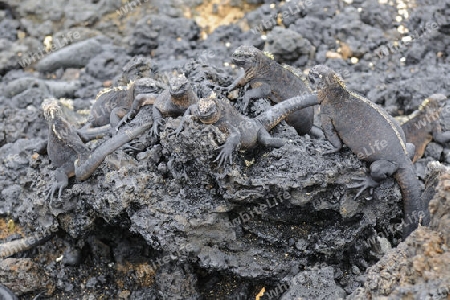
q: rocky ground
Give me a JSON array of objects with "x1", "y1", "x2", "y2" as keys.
[{"x1": 0, "y1": 0, "x2": 450, "y2": 299}]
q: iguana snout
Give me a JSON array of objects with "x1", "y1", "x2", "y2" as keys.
[
  {"x1": 169, "y1": 75, "x2": 189, "y2": 98},
  {"x1": 231, "y1": 45, "x2": 258, "y2": 67}
]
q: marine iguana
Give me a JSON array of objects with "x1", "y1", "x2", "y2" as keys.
[
  {"x1": 42, "y1": 99, "x2": 152, "y2": 201},
  {"x1": 400, "y1": 94, "x2": 450, "y2": 162},
  {"x1": 42, "y1": 98, "x2": 91, "y2": 202},
  {"x1": 223, "y1": 45, "x2": 315, "y2": 136},
  {"x1": 174, "y1": 93, "x2": 318, "y2": 166},
  {"x1": 78, "y1": 78, "x2": 166, "y2": 141},
  {"x1": 117, "y1": 74, "x2": 198, "y2": 136},
  {"x1": 308, "y1": 64, "x2": 426, "y2": 238}
]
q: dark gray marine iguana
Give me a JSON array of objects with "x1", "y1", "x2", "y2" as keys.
[
  {"x1": 221, "y1": 45, "x2": 317, "y2": 136},
  {"x1": 42, "y1": 98, "x2": 92, "y2": 202},
  {"x1": 117, "y1": 74, "x2": 198, "y2": 136},
  {"x1": 308, "y1": 64, "x2": 427, "y2": 238},
  {"x1": 42, "y1": 99, "x2": 152, "y2": 201},
  {"x1": 174, "y1": 93, "x2": 319, "y2": 166},
  {"x1": 400, "y1": 94, "x2": 450, "y2": 163},
  {"x1": 78, "y1": 78, "x2": 166, "y2": 141}
]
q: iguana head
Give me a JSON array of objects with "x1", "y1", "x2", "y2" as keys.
[
  {"x1": 121, "y1": 55, "x2": 153, "y2": 83},
  {"x1": 169, "y1": 75, "x2": 190, "y2": 98},
  {"x1": 422, "y1": 94, "x2": 447, "y2": 111},
  {"x1": 231, "y1": 45, "x2": 262, "y2": 70},
  {"x1": 197, "y1": 98, "x2": 220, "y2": 124},
  {"x1": 308, "y1": 65, "x2": 345, "y2": 94},
  {"x1": 41, "y1": 98, "x2": 61, "y2": 121}
]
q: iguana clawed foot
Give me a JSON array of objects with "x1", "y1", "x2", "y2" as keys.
[
  {"x1": 347, "y1": 175, "x2": 380, "y2": 199},
  {"x1": 151, "y1": 118, "x2": 164, "y2": 137},
  {"x1": 116, "y1": 114, "x2": 131, "y2": 131},
  {"x1": 171, "y1": 124, "x2": 184, "y2": 137},
  {"x1": 46, "y1": 169, "x2": 69, "y2": 204},
  {"x1": 215, "y1": 144, "x2": 234, "y2": 166}
]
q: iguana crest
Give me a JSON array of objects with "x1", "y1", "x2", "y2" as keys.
[{"x1": 95, "y1": 84, "x2": 131, "y2": 101}]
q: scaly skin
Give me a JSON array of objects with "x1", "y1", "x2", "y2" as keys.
[
  {"x1": 308, "y1": 65, "x2": 426, "y2": 238},
  {"x1": 400, "y1": 94, "x2": 450, "y2": 162},
  {"x1": 118, "y1": 75, "x2": 198, "y2": 136},
  {"x1": 75, "y1": 120, "x2": 152, "y2": 180},
  {"x1": 42, "y1": 99, "x2": 91, "y2": 202},
  {"x1": 78, "y1": 78, "x2": 166, "y2": 141},
  {"x1": 224, "y1": 45, "x2": 315, "y2": 135},
  {"x1": 174, "y1": 93, "x2": 318, "y2": 166}
]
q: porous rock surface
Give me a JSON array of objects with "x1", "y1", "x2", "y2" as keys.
[{"x1": 0, "y1": 0, "x2": 449, "y2": 299}]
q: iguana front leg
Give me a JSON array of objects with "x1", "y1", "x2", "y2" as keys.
[
  {"x1": 117, "y1": 93, "x2": 158, "y2": 130},
  {"x1": 257, "y1": 127, "x2": 284, "y2": 148},
  {"x1": 47, "y1": 163, "x2": 73, "y2": 204},
  {"x1": 172, "y1": 104, "x2": 196, "y2": 136},
  {"x1": 215, "y1": 123, "x2": 241, "y2": 166},
  {"x1": 110, "y1": 106, "x2": 129, "y2": 129},
  {"x1": 321, "y1": 115, "x2": 342, "y2": 154},
  {"x1": 224, "y1": 68, "x2": 246, "y2": 92},
  {"x1": 239, "y1": 82, "x2": 271, "y2": 112},
  {"x1": 151, "y1": 106, "x2": 164, "y2": 136}
]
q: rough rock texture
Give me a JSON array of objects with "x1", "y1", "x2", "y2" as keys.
[
  {"x1": 0, "y1": 0, "x2": 449, "y2": 299},
  {"x1": 349, "y1": 162, "x2": 450, "y2": 299}
]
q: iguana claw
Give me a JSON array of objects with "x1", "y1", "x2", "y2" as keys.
[{"x1": 347, "y1": 175, "x2": 379, "y2": 199}]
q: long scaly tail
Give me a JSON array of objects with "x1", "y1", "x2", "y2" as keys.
[
  {"x1": 257, "y1": 94, "x2": 319, "y2": 131},
  {"x1": 75, "y1": 121, "x2": 152, "y2": 181},
  {"x1": 395, "y1": 162, "x2": 427, "y2": 239},
  {"x1": 0, "y1": 232, "x2": 53, "y2": 259}
]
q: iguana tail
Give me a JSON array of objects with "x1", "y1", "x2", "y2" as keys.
[
  {"x1": 395, "y1": 162, "x2": 428, "y2": 238},
  {"x1": 0, "y1": 232, "x2": 54, "y2": 258},
  {"x1": 257, "y1": 94, "x2": 319, "y2": 131},
  {"x1": 75, "y1": 122, "x2": 152, "y2": 181}
]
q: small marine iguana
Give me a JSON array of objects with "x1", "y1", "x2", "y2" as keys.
[
  {"x1": 174, "y1": 93, "x2": 318, "y2": 166},
  {"x1": 400, "y1": 94, "x2": 450, "y2": 162},
  {"x1": 308, "y1": 64, "x2": 426, "y2": 238},
  {"x1": 78, "y1": 78, "x2": 166, "y2": 141},
  {"x1": 222, "y1": 45, "x2": 315, "y2": 136},
  {"x1": 42, "y1": 99, "x2": 152, "y2": 200},
  {"x1": 42, "y1": 98, "x2": 91, "y2": 202},
  {"x1": 118, "y1": 74, "x2": 198, "y2": 136}
]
